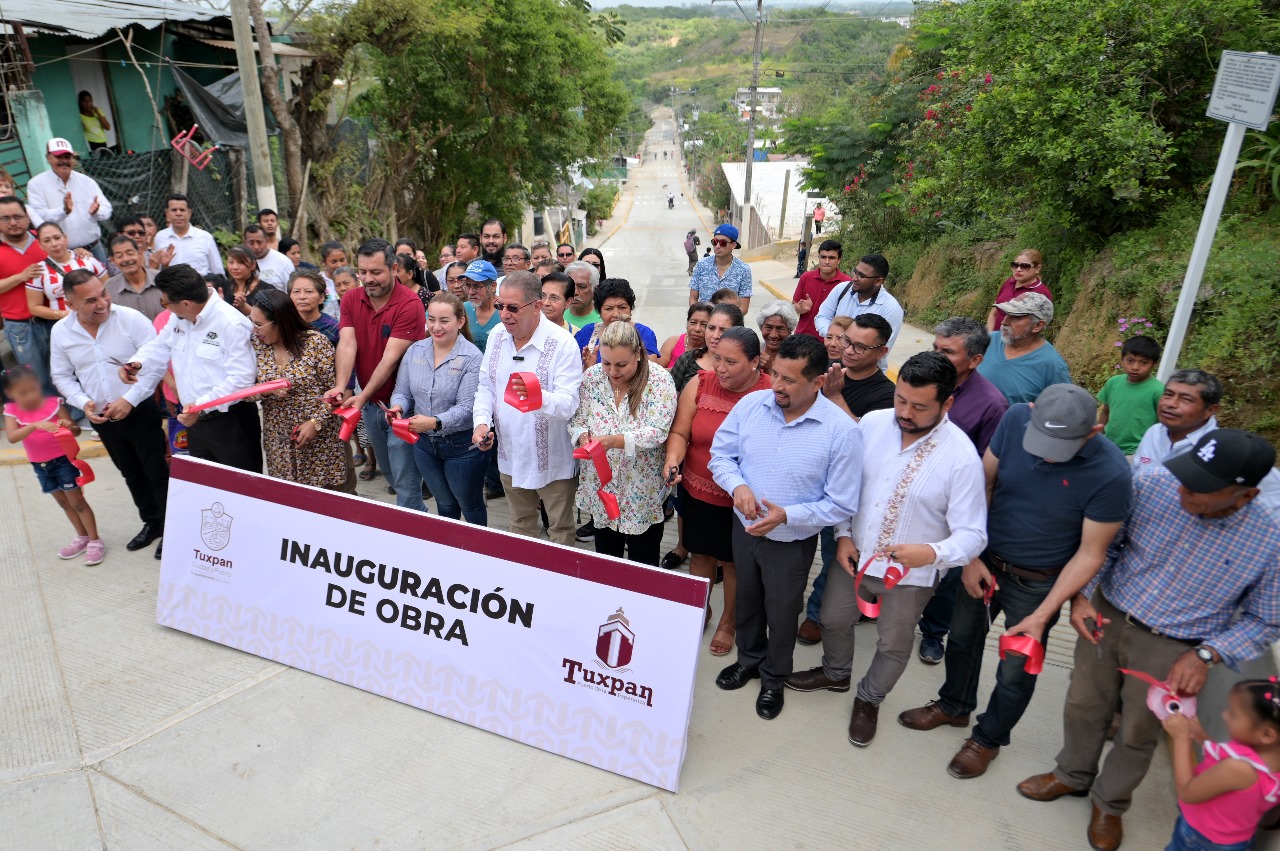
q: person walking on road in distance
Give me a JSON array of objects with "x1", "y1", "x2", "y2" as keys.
[
  {"x1": 977, "y1": 291, "x2": 1071, "y2": 404},
  {"x1": 794, "y1": 240, "x2": 809, "y2": 279},
  {"x1": 1017, "y1": 429, "x2": 1280, "y2": 851},
  {"x1": 471, "y1": 270, "x2": 584, "y2": 545},
  {"x1": 324, "y1": 239, "x2": 426, "y2": 507},
  {"x1": 667, "y1": 190, "x2": 675, "y2": 209},
  {"x1": 52, "y1": 269, "x2": 168, "y2": 559},
  {"x1": 689, "y1": 224, "x2": 753, "y2": 313},
  {"x1": 987, "y1": 249, "x2": 1051, "y2": 331},
  {"x1": 813, "y1": 254, "x2": 903, "y2": 371},
  {"x1": 683, "y1": 229, "x2": 700, "y2": 275},
  {"x1": 25, "y1": 138, "x2": 112, "y2": 263},
  {"x1": 786, "y1": 352, "x2": 987, "y2": 748},
  {"x1": 152, "y1": 194, "x2": 223, "y2": 276},
  {"x1": 898, "y1": 384, "x2": 1131, "y2": 781},
  {"x1": 792, "y1": 239, "x2": 852, "y2": 339},
  {"x1": 710, "y1": 334, "x2": 864, "y2": 721},
  {"x1": 123, "y1": 264, "x2": 263, "y2": 473},
  {"x1": 812, "y1": 202, "x2": 826, "y2": 234}
]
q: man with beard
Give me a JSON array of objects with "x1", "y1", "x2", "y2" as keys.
[
  {"x1": 480, "y1": 219, "x2": 507, "y2": 266},
  {"x1": 977, "y1": 292, "x2": 1071, "y2": 404}
]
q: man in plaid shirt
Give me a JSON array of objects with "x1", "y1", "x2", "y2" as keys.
[{"x1": 1017, "y1": 429, "x2": 1280, "y2": 851}]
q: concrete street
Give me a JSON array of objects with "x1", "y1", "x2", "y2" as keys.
[{"x1": 0, "y1": 111, "x2": 1196, "y2": 850}]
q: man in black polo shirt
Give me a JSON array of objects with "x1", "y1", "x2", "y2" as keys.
[
  {"x1": 898, "y1": 384, "x2": 1131, "y2": 780},
  {"x1": 821, "y1": 313, "x2": 895, "y2": 419}
]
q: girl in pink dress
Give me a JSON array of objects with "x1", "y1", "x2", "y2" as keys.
[
  {"x1": 1164, "y1": 679, "x2": 1280, "y2": 850},
  {"x1": 3, "y1": 366, "x2": 103, "y2": 564}
]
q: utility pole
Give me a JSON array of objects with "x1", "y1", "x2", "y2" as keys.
[
  {"x1": 741, "y1": 0, "x2": 764, "y2": 228},
  {"x1": 229, "y1": 0, "x2": 278, "y2": 212}
]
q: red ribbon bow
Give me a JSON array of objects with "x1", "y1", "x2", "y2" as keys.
[
  {"x1": 185, "y1": 379, "x2": 291, "y2": 414},
  {"x1": 573, "y1": 438, "x2": 620, "y2": 520},
  {"x1": 998, "y1": 634, "x2": 1045, "y2": 676},
  {"x1": 53, "y1": 427, "x2": 94, "y2": 487},
  {"x1": 334, "y1": 406, "x2": 362, "y2": 441},
  {"x1": 853, "y1": 553, "x2": 911, "y2": 619},
  {"x1": 504, "y1": 372, "x2": 542, "y2": 413},
  {"x1": 391, "y1": 418, "x2": 418, "y2": 445},
  {"x1": 1120, "y1": 668, "x2": 1198, "y2": 719}
]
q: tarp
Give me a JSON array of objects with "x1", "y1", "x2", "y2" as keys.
[
  {"x1": 168, "y1": 60, "x2": 277, "y2": 150},
  {"x1": 0, "y1": 0, "x2": 219, "y2": 39}
]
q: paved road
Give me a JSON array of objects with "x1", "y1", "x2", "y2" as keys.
[{"x1": 2, "y1": 111, "x2": 1186, "y2": 850}]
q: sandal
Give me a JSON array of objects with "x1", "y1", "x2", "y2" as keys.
[
  {"x1": 358, "y1": 468, "x2": 380, "y2": 481},
  {"x1": 660, "y1": 550, "x2": 687, "y2": 571},
  {"x1": 709, "y1": 625, "x2": 735, "y2": 656},
  {"x1": 352, "y1": 452, "x2": 367, "y2": 466}
]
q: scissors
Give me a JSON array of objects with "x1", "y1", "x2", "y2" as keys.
[
  {"x1": 470, "y1": 426, "x2": 496, "y2": 451},
  {"x1": 982, "y1": 578, "x2": 998, "y2": 630}
]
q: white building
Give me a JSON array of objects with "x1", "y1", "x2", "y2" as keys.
[
  {"x1": 734, "y1": 87, "x2": 784, "y2": 120},
  {"x1": 720, "y1": 159, "x2": 832, "y2": 245}
]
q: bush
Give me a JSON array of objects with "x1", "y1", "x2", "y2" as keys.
[{"x1": 581, "y1": 184, "x2": 620, "y2": 234}]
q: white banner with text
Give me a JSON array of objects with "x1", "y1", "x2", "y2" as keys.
[{"x1": 157, "y1": 457, "x2": 708, "y2": 791}]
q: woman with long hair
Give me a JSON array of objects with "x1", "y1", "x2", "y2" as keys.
[
  {"x1": 987, "y1": 248, "x2": 1051, "y2": 331},
  {"x1": 659, "y1": 301, "x2": 712, "y2": 368},
  {"x1": 395, "y1": 251, "x2": 433, "y2": 311},
  {"x1": 225, "y1": 245, "x2": 262, "y2": 315},
  {"x1": 578, "y1": 247, "x2": 606, "y2": 281}
]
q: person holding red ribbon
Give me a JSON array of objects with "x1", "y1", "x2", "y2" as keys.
[
  {"x1": 784, "y1": 352, "x2": 987, "y2": 748},
  {"x1": 569, "y1": 321, "x2": 677, "y2": 565}
]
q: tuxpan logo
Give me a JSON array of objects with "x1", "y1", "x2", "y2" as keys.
[
  {"x1": 561, "y1": 608, "x2": 655, "y2": 708},
  {"x1": 200, "y1": 502, "x2": 234, "y2": 551}
]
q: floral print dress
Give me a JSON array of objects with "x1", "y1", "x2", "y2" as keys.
[
  {"x1": 569, "y1": 365, "x2": 678, "y2": 535},
  {"x1": 253, "y1": 331, "x2": 348, "y2": 488}
]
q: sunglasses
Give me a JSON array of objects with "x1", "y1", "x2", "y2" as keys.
[
  {"x1": 493, "y1": 299, "x2": 535, "y2": 314},
  {"x1": 710, "y1": 238, "x2": 734, "y2": 248},
  {"x1": 557, "y1": 251, "x2": 575, "y2": 258},
  {"x1": 1011, "y1": 261, "x2": 1036, "y2": 270}
]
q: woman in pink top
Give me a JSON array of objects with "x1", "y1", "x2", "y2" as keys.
[
  {"x1": 2, "y1": 366, "x2": 103, "y2": 564},
  {"x1": 987, "y1": 248, "x2": 1053, "y2": 330},
  {"x1": 1164, "y1": 678, "x2": 1280, "y2": 850},
  {"x1": 659, "y1": 301, "x2": 711, "y2": 368}
]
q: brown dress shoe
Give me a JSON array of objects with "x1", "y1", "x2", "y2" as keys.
[
  {"x1": 898, "y1": 701, "x2": 971, "y2": 731},
  {"x1": 848, "y1": 697, "x2": 879, "y2": 747},
  {"x1": 785, "y1": 666, "x2": 851, "y2": 693},
  {"x1": 796, "y1": 618, "x2": 821, "y2": 645},
  {"x1": 1017, "y1": 771, "x2": 1090, "y2": 802},
  {"x1": 1087, "y1": 805, "x2": 1123, "y2": 851},
  {"x1": 947, "y1": 738, "x2": 999, "y2": 779}
]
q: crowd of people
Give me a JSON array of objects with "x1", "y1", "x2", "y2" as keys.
[{"x1": 3, "y1": 137, "x2": 1280, "y2": 851}]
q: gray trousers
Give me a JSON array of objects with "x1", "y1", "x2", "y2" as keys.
[
  {"x1": 820, "y1": 564, "x2": 938, "y2": 704},
  {"x1": 732, "y1": 517, "x2": 818, "y2": 689},
  {"x1": 1053, "y1": 591, "x2": 1196, "y2": 816}
]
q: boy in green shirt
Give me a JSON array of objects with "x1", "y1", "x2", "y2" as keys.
[{"x1": 1097, "y1": 335, "x2": 1163, "y2": 454}]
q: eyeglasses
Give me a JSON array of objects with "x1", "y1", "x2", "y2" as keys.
[
  {"x1": 851, "y1": 270, "x2": 882, "y2": 281},
  {"x1": 464, "y1": 280, "x2": 490, "y2": 290},
  {"x1": 494, "y1": 299, "x2": 535, "y2": 314},
  {"x1": 0, "y1": 215, "x2": 27, "y2": 223},
  {"x1": 252, "y1": 319, "x2": 275, "y2": 330},
  {"x1": 585, "y1": 260, "x2": 601, "y2": 268},
  {"x1": 1010, "y1": 261, "x2": 1035, "y2": 270},
  {"x1": 839, "y1": 335, "x2": 885, "y2": 355},
  {"x1": 710, "y1": 238, "x2": 733, "y2": 248}
]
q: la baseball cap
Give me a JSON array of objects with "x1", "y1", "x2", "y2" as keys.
[
  {"x1": 995, "y1": 291, "x2": 1054, "y2": 324},
  {"x1": 712, "y1": 223, "x2": 740, "y2": 247},
  {"x1": 1023, "y1": 384, "x2": 1097, "y2": 462},
  {"x1": 1164, "y1": 429, "x2": 1276, "y2": 493},
  {"x1": 46, "y1": 137, "x2": 75, "y2": 156},
  {"x1": 460, "y1": 260, "x2": 497, "y2": 282}
]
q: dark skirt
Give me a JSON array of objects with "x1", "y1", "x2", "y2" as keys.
[{"x1": 678, "y1": 483, "x2": 736, "y2": 563}]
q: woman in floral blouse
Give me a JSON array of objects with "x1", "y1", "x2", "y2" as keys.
[
  {"x1": 247, "y1": 288, "x2": 351, "y2": 491},
  {"x1": 569, "y1": 321, "x2": 677, "y2": 565}
]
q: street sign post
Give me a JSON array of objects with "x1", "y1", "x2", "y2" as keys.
[{"x1": 1158, "y1": 51, "x2": 1280, "y2": 383}]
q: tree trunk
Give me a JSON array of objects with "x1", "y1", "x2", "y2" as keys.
[{"x1": 246, "y1": 0, "x2": 305, "y2": 220}]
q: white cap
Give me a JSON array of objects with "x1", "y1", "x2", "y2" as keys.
[{"x1": 46, "y1": 138, "x2": 74, "y2": 156}]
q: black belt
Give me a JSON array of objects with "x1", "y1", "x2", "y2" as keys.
[
  {"x1": 984, "y1": 552, "x2": 1063, "y2": 581},
  {"x1": 1101, "y1": 593, "x2": 1198, "y2": 643},
  {"x1": 197, "y1": 400, "x2": 252, "y2": 423},
  {"x1": 73, "y1": 239, "x2": 102, "y2": 251}
]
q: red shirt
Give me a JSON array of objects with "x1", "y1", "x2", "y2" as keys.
[
  {"x1": 992, "y1": 276, "x2": 1053, "y2": 327},
  {"x1": 338, "y1": 283, "x2": 426, "y2": 405},
  {"x1": 683, "y1": 369, "x2": 773, "y2": 506},
  {"x1": 0, "y1": 234, "x2": 46, "y2": 320},
  {"x1": 792, "y1": 268, "x2": 852, "y2": 338}
]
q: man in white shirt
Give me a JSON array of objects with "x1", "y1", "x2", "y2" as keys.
[
  {"x1": 26, "y1": 138, "x2": 113, "y2": 261},
  {"x1": 244, "y1": 224, "x2": 293, "y2": 290},
  {"x1": 472, "y1": 270, "x2": 583, "y2": 545},
  {"x1": 52, "y1": 269, "x2": 170, "y2": 558},
  {"x1": 153, "y1": 194, "x2": 224, "y2": 276},
  {"x1": 813, "y1": 253, "x2": 903, "y2": 369},
  {"x1": 121, "y1": 264, "x2": 261, "y2": 472},
  {"x1": 786, "y1": 352, "x2": 987, "y2": 746}
]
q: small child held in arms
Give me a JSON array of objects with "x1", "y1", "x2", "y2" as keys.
[
  {"x1": 3, "y1": 366, "x2": 103, "y2": 565},
  {"x1": 1164, "y1": 679, "x2": 1280, "y2": 850},
  {"x1": 1097, "y1": 335, "x2": 1163, "y2": 455}
]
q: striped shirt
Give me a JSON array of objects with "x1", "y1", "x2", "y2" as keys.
[
  {"x1": 1094, "y1": 467, "x2": 1280, "y2": 668},
  {"x1": 389, "y1": 336, "x2": 483, "y2": 436}
]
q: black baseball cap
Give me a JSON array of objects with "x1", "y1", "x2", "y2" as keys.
[{"x1": 1164, "y1": 429, "x2": 1276, "y2": 493}]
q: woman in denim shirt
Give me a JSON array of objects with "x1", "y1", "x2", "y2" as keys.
[{"x1": 387, "y1": 293, "x2": 488, "y2": 525}]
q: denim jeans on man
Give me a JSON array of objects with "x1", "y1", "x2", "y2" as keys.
[
  {"x1": 4, "y1": 317, "x2": 55, "y2": 396},
  {"x1": 936, "y1": 557, "x2": 1060, "y2": 749},
  {"x1": 361, "y1": 400, "x2": 422, "y2": 511},
  {"x1": 413, "y1": 430, "x2": 488, "y2": 525}
]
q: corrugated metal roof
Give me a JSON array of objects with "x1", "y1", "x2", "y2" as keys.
[{"x1": 0, "y1": 0, "x2": 222, "y2": 40}]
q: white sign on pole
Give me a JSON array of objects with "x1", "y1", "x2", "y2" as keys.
[
  {"x1": 157, "y1": 457, "x2": 709, "y2": 792},
  {"x1": 1206, "y1": 51, "x2": 1280, "y2": 131}
]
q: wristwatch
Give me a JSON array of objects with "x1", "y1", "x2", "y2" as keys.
[
  {"x1": 1194, "y1": 645, "x2": 1216, "y2": 666},
  {"x1": 432, "y1": 417, "x2": 443, "y2": 432}
]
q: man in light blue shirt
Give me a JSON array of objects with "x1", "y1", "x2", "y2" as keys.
[
  {"x1": 709, "y1": 333, "x2": 864, "y2": 721},
  {"x1": 813, "y1": 253, "x2": 903, "y2": 370},
  {"x1": 976, "y1": 291, "x2": 1071, "y2": 404},
  {"x1": 689, "y1": 223, "x2": 753, "y2": 312}
]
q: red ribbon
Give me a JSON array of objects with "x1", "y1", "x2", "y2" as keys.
[
  {"x1": 573, "y1": 438, "x2": 620, "y2": 520},
  {"x1": 504, "y1": 372, "x2": 542, "y2": 413},
  {"x1": 334, "y1": 406, "x2": 362, "y2": 442},
  {"x1": 1119, "y1": 668, "x2": 1198, "y2": 719},
  {"x1": 998, "y1": 634, "x2": 1045, "y2": 676},
  {"x1": 185, "y1": 379, "x2": 292, "y2": 414},
  {"x1": 853, "y1": 553, "x2": 910, "y2": 619},
  {"x1": 53, "y1": 427, "x2": 94, "y2": 487},
  {"x1": 391, "y1": 418, "x2": 418, "y2": 445}
]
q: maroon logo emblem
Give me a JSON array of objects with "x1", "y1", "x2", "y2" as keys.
[{"x1": 595, "y1": 608, "x2": 634, "y2": 669}]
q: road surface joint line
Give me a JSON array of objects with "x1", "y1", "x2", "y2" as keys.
[{"x1": 92, "y1": 765, "x2": 245, "y2": 850}]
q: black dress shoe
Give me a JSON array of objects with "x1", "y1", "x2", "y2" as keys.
[
  {"x1": 127, "y1": 524, "x2": 162, "y2": 551},
  {"x1": 715, "y1": 662, "x2": 760, "y2": 691},
  {"x1": 153, "y1": 539, "x2": 163, "y2": 560},
  {"x1": 756, "y1": 687, "x2": 785, "y2": 720}
]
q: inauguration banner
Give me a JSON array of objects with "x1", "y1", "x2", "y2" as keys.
[{"x1": 157, "y1": 457, "x2": 709, "y2": 791}]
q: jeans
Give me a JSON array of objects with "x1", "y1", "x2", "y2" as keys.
[
  {"x1": 361, "y1": 401, "x2": 422, "y2": 511},
  {"x1": 804, "y1": 525, "x2": 836, "y2": 623},
  {"x1": 3, "y1": 317, "x2": 54, "y2": 397},
  {"x1": 412, "y1": 430, "x2": 487, "y2": 525},
  {"x1": 918, "y1": 566, "x2": 962, "y2": 641},
  {"x1": 1166, "y1": 815, "x2": 1253, "y2": 851},
  {"x1": 936, "y1": 560, "x2": 1059, "y2": 749}
]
